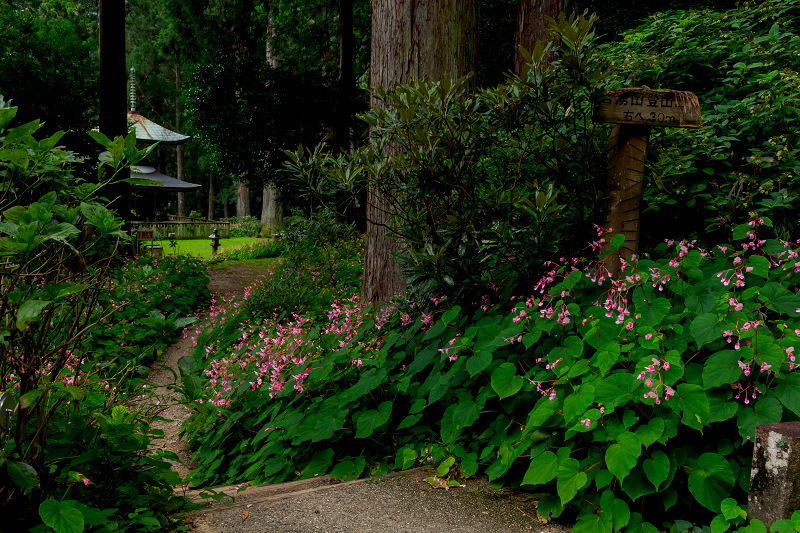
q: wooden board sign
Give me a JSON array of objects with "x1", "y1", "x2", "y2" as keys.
[
  {"x1": 594, "y1": 88, "x2": 702, "y2": 129},
  {"x1": 593, "y1": 87, "x2": 702, "y2": 276}
]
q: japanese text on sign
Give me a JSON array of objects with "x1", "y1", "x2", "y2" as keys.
[{"x1": 593, "y1": 88, "x2": 701, "y2": 128}]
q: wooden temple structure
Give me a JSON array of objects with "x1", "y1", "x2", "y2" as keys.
[{"x1": 127, "y1": 69, "x2": 229, "y2": 239}]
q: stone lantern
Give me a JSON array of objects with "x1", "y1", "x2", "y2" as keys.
[{"x1": 209, "y1": 228, "x2": 221, "y2": 257}]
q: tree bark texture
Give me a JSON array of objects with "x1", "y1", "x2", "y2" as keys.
[
  {"x1": 236, "y1": 181, "x2": 250, "y2": 217},
  {"x1": 98, "y1": 0, "x2": 127, "y2": 143},
  {"x1": 266, "y1": 18, "x2": 282, "y2": 68},
  {"x1": 260, "y1": 18, "x2": 282, "y2": 235},
  {"x1": 370, "y1": 0, "x2": 477, "y2": 88},
  {"x1": 260, "y1": 185, "x2": 282, "y2": 236},
  {"x1": 364, "y1": 0, "x2": 478, "y2": 304},
  {"x1": 514, "y1": 0, "x2": 567, "y2": 74},
  {"x1": 177, "y1": 146, "x2": 185, "y2": 217},
  {"x1": 207, "y1": 171, "x2": 215, "y2": 221}
]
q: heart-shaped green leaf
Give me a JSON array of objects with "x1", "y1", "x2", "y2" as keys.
[
  {"x1": 491, "y1": 362, "x2": 523, "y2": 399},
  {"x1": 556, "y1": 456, "x2": 587, "y2": 505},
  {"x1": 687, "y1": 453, "x2": 735, "y2": 512},
  {"x1": 39, "y1": 499, "x2": 84, "y2": 533},
  {"x1": 521, "y1": 450, "x2": 557, "y2": 486},
  {"x1": 643, "y1": 450, "x2": 670, "y2": 490},
  {"x1": 605, "y1": 431, "x2": 641, "y2": 481}
]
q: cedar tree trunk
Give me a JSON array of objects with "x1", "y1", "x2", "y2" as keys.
[
  {"x1": 207, "y1": 171, "x2": 215, "y2": 221},
  {"x1": 259, "y1": 19, "x2": 283, "y2": 236},
  {"x1": 260, "y1": 185, "x2": 282, "y2": 236},
  {"x1": 236, "y1": 180, "x2": 249, "y2": 217},
  {"x1": 336, "y1": 0, "x2": 355, "y2": 151},
  {"x1": 514, "y1": 0, "x2": 567, "y2": 73},
  {"x1": 176, "y1": 64, "x2": 186, "y2": 218},
  {"x1": 364, "y1": 0, "x2": 478, "y2": 304}
]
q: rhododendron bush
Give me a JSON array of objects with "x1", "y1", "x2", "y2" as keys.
[{"x1": 182, "y1": 212, "x2": 800, "y2": 529}]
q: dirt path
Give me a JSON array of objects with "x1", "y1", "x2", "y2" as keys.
[{"x1": 145, "y1": 263, "x2": 272, "y2": 488}]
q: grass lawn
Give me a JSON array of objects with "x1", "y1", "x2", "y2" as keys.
[
  {"x1": 209, "y1": 258, "x2": 279, "y2": 271},
  {"x1": 141, "y1": 237, "x2": 268, "y2": 260}
]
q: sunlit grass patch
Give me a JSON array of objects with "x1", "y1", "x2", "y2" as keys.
[{"x1": 142, "y1": 237, "x2": 268, "y2": 259}]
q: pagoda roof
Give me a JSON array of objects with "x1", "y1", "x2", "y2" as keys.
[
  {"x1": 127, "y1": 111, "x2": 191, "y2": 146},
  {"x1": 130, "y1": 166, "x2": 201, "y2": 191}
]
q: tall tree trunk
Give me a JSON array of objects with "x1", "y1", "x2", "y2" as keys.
[
  {"x1": 98, "y1": 0, "x2": 130, "y2": 223},
  {"x1": 207, "y1": 171, "x2": 215, "y2": 221},
  {"x1": 236, "y1": 180, "x2": 249, "y2": 217},
  {"x1": 266, "y1": 18, "x2": 281, "y2": 68},
  {"x1": 260, "y1": 185, "x2": 282, "y2": 236},
  {"x1": 176, "y1": 63, "x2": 186, "y2": 218},
  {"x1": 514, "y1": 0, "x2": 567, "y2": 74},
  {"x1": 364, "y1": 0, "x2": 478, "y2": 303},
  {"x1": 259, "y1": 19, "x2": 283, "y2": 236},
  {"x1": 336, "y1": 0, "x2": 355, "y2": 151}
]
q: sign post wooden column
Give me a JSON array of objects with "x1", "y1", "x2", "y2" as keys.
[{"x1": 594, "y1": 87, "x2": 702, "y2": 276}]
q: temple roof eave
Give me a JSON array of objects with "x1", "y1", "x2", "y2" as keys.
[
  {"x1": 130, "y1": 166, "x2": 201, "y2": 191},
  {"x1": 127, "y1": 111, "x2": 191, "y2": 146}
]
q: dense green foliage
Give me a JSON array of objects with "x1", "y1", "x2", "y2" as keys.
[
  {"x1": 222, "y1": 216, "x2": 261, "y2": 238},
  {"x1": 182, "y1": 231, "x2": 365, "y2": 486},
  {"x1": 128, "y1": 0, "x2": 372, "y2": 218},
  {"x1": 0, "y1": 2, "x2": 97, "y2": 157},
  {"x1": 209, "y1": 240, "x2": 287, "y2": 262},
  {"x1": 601, "y1": 0, "x2": 800, "y2": 245},
  {"x1": 184, "y1": 213, "x2": 800, "y2": 531},
  {"x1": 0, "y1": 101, "x2": 209, "y2": 531},
  {"x1": 184, "y1": 58, "x2": 333, "y2": 206},
  {"x1": 709, "y1": 499, "x2": 800, "y2": 533}
]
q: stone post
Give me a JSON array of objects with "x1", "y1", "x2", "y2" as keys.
[{"x1": 748, "y1": 422, "x2": 800, "y2": 529}]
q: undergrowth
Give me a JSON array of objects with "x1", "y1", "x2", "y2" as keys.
[{"x1": 183, "y1": 213, "x2": 800, "y2": 531}]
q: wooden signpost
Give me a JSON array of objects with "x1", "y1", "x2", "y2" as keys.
[{"x1": 594, "y1": 87, "x2": 702, "y2": 276}]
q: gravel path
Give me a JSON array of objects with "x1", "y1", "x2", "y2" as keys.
[
  {"x1": 183, "y1": 468, "x2": 571, "y2": 533},
  {"x1": 144, "y1": 263, "x2": 273, "y2": 487}
]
